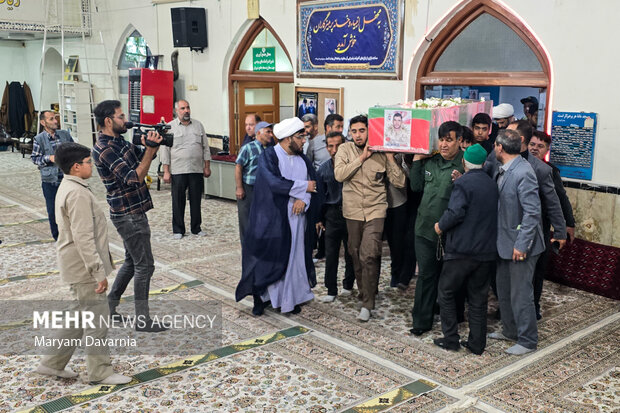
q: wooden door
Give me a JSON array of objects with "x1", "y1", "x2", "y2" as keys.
[{"x1": 236, "y1": 81, "x2": 279, "y2": 149}]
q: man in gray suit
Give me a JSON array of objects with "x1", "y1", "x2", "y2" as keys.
[
  {"x1": 491, "y1": 129, "x2": 545, "y2": 355},
  {"x1": 507, "y1": 120, "x2": 566, "y2": 319},
  {"x1": 483, "y1": 120, "x2": 567, "y2": 320}
]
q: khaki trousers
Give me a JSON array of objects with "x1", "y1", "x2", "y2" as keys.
[
  {"x1": 346, "y1": 218, "x2": 385, "y2": 310},
  {"x1": 40, "y1": 282, "x2": 113, "y2": 382}
]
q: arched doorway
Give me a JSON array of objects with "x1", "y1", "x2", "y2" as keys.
[
  {"x1": 228, "y1": 18, "x2": 293, "y2": 154},
  {"x1": 40, "y1": 47, "x2": 63, "y2": 111},
  {"x1": 411, "y1": 0, "x2": 551, "y2": 129}
]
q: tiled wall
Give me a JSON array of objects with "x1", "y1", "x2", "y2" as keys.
[{"x1": 565, "y1": 187, "x2": 619, "y2": 247}]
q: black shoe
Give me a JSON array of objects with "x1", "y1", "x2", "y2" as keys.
[
  {"x1": 314, "y1": 252, "x2": 325, "y2": 260},
  {"x1": 460, "y1": 340, "x2": 483, "y2": 355},
  {"x1": 252, "y1": 301, "x2": 267, "y2": 316},
  {"x1": 252, "y1": 296, "x2": 268, "y2": 316},
  {"x1": 110, "y1": 312, "x2": 128, "y2": 323},
  {"x1": 135, "y1": 319, "x2": 168, "y2": 332},
  {"x1": 410, "y1": 328, "x2": 430, "y2": 336},
  {"x1": 495, "y1": 309, "x2": 501, "y2": 320},
  {"x1": 433, "y1": 338, "x2": 460, "y2": 351},
  {"x1": 290, "y1": 305, "x2": 301, "y2": 314},
  {"x1": 536, "y1": 312, "x2": 542, "y2": 321}
]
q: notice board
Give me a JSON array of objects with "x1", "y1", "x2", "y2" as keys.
[{"x1": 550, "y1": 111, "x2": 597, "y2": 180}]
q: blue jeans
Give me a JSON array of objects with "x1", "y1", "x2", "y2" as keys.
[
  {"x1": 41, "y1": 182, "x2": 60, "y2": 240},
  {"x1": 108, "y1": 213, "x2": 155, "y2": 318}
]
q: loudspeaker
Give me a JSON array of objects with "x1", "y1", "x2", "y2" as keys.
[{"x1": 171, "y1": 7, "x2": 208, "y2": 52}]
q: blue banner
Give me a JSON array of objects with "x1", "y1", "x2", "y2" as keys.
[
  {"x1": 550, "y1": 111, "x2": 597, "y2": 180},
  {"x1": 299, "y1": 0, "x2": 402, "y2": 77}
]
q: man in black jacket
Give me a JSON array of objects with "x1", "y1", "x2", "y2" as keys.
[
  {"x1": 529, "y1": 130, "x2": 576, "y2": 318},
  {"x1": 528, "y1": 130, "x2": 575, "y2": 241},
  {"x1": 433, "y1": 144, "x2": 498, "y2": 355}
]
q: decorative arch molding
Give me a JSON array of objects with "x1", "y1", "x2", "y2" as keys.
[
  {"x1": 39, "y1": 47, "x2": 64, "y2": 112},
  {"x1": 411, "y1": 0, "x2": 551, "y2": 105},
  {"x1": 228, "y1": 17, "x2": 294, "y2": 83},
  {"x1": 112, "y1": 24, "x2": 139, "y2": 73},
  {"x1": 416, "y1": 0, "x2": 550, "y2": 90},
  {"x1": 41, "y1": 47, "x2": 63, "y2": 75},
  {"x1": 227, "y1": 17, "x2": 293, "y2": 154}
]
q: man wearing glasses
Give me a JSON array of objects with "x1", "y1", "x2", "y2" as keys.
[
  {"x1": 236, "y1": 117, "x2": 323, "y2": 316},
  {"x1": 92, "y1": 100, "x2": 166, "y2": 332}
]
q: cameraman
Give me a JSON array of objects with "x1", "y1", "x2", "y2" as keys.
[
  {"x1": 92, "y1": 100, "x2": 166, "y2": 333},
  {"x1": 160, "y1": 99, "x2": 211, "y2": 239}
]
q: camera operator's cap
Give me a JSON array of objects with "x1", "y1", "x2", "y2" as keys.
[
  {"x1": 464, "y1": 143, "x2": 487, "y2": 165},
  {"x1": 254, "y1": 121, "x2": 273, "y2": 134},
  {"x1": 492, "y1": 103, "x2": 514, "y2": 119},
  {"x1": 274, "y1": 117, "x2": 305, "y2": 140},
  {"x1": 520, "y1": 96, "x2": 539, "y2": 106}
]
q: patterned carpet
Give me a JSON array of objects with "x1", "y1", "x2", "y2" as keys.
[
  {"x1": 476, "y1": 319, "x2": 620, "y2": 412},
  {"x1": 0, "y1": 150, "x2": 618, "y2": 412}
]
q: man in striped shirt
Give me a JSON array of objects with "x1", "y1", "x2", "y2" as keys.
[
  {"x1": 31, "y1": 111, "x2": 74, "y2": 240},
  {"x1": 92, "y1": 100, "x2": 166, "y2": 333},
  {"x1": 235, "y1": 121, "x2": 274, "y2": 243}
]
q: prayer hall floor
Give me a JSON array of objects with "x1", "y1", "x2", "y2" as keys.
[{"x1": 0, "y1": 150, "x2": 617, "y2": 412}]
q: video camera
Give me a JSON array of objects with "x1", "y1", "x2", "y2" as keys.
[{"x1": 126, "y1": 121, "x2": 174, "y2": 147}]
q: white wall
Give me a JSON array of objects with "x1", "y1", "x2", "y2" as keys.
[
  {"x1": 0, "y1": 40, "x2": 41, "y2": 109},
  {"x1": 5, "y1": 0, "x2": 619, "y2": 186},
  {"x1": 0, "y1": 41, "x2": 29, "y2": 84}
]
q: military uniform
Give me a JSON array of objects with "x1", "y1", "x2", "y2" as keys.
[
  {"x1": 409, "y1": 151, "x2": 464, "y2": 332},
  {"x1": 385, "y1": 125, "x2": 410, "y2": 148}
]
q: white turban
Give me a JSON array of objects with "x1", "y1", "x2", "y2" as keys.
[
  {"x1": 492, "y1": 103, "x2": 514, "y2": 119},
  {"x1": 273, "y1": 118, "x2": 305, "y2": 140}
]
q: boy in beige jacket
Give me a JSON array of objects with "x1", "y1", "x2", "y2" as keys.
[{"x1": 35, "y1": 142, "x2": 131, "y2": 385}]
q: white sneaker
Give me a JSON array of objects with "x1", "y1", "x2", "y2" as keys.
[
  {"x1": 312, "y1": 258, "x2": 319, "y2": 264},
  {"x1": 99, "y1": 373, "x2": 132, "y2": 385},
  {"x1": 173, "y1": 233, "x2": 183, "y2": 239},
  {"x1": 356, "y1": 307, "x2": 371, "y2": 322},
  {"x1": 320, "y1": 295, "x2": 336, "y2": 303},
  {"x1": 36, "y1": 364, "x2": 78, "y2": 379},
  {"x1": 194, "y1": 231, "x2": 207, "y2": 237},
  {"x1": 340, "y1": 288, "x2": 353, "y2": 296}
]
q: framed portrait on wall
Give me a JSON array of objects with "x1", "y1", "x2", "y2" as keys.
[
  {"x1": 295, "y1": 87, "x2": 344, "y2": 135},
  {"x1": 297, "y1": 92, "x2": 319, "y2": 119},
  {"x1": 324, "y1": 98, "x2": 337, "y2": 120},
  {"x1": 297, "y1": 0, "x2": 405, "y2": 79}
]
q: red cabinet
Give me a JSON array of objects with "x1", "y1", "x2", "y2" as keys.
[{"x1": 128, "y1": 68, "x2": 174, "y2": 124}]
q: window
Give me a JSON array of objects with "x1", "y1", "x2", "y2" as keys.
[
  {"x1": 117, "y1": 30, "x2": 152, "y2": 94},
  {"x1": 434, "y1": 14, "x2": 542, "y2": 72},
  {"x1": 118, "y1": 31, "x2": 151, "y2": 70},
  {"x1": 414, "y1": 1, "x2": 551, "y2": 128},
  {"x1": 237, "y1": 28, "x2": 293, "y2": 72}
]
